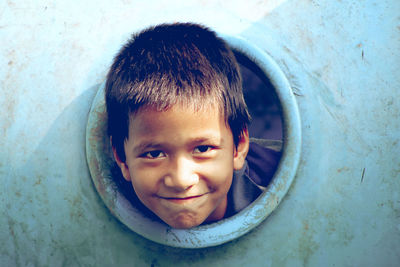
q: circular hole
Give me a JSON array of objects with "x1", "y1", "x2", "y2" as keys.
[{"x1": 86, "y1": 35, "x2": 301, "y2": 248}]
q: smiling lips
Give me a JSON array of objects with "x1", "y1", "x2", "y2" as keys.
[{"x1": 159, "y1": 194, "x2": 207, "y2": 204}]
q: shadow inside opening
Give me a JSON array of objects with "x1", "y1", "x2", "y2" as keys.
[{"x1": 234, "y1": 50, "x2": 283, "y2": 141}]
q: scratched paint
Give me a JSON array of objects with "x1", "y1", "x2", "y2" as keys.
[{"x1": 1, "y1": 0, "x2": 399, "y2": 266}]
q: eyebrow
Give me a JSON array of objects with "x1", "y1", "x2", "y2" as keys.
[
  {"x1": 132, "y1": 142, "x2": 164, "y2": 154},
  {"x1": 187, "y1": 136, "x2": 223, "y2": 147}
]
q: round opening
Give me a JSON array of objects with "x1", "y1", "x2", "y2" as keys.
[{"x1": 86, "y1": 35, "x2": 301, "y2": 248}]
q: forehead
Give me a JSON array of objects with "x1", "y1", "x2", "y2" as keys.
[{"x1": 127, "y1": 104, "x2": 231, "y2": 141}]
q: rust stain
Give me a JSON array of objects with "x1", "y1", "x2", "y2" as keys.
[
  {"x1": 33, "y1": 175, "x2": 42, "y2": 186},
  {"x1": 337, "y1": 167, "x2": 350, "y2": 173}
]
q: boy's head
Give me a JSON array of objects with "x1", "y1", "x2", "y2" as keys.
[{"x1": 106, "y1": 23, "x2": 251, "y2": 228}]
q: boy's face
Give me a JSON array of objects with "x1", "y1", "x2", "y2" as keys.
[{"x1": 114, "y1": 104, "x2": 249, "y2": 229}]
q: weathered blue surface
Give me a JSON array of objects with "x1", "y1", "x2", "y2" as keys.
[{"x1": 1, "y1": 0, "x2": 399, "y2": 266}]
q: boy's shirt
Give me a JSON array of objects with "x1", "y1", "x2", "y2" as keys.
[{"x1": 225, "y1": 142, "x2": 281, "y2": 218}]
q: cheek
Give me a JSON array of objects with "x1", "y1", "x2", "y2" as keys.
[
  {"x1": 201, "y1": 157, "x2": 234, "y2": 188},
  {"x1": 129, "y1": 166, "x2": 161, "y2": 194}
]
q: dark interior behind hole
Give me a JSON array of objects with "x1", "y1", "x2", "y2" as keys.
[{"x1": 233, "y1": 50, "x2": 283, "y2": 141}]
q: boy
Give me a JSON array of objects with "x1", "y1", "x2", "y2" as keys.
[{"x1": 106, "y1": 23, "x2": 280, "y2": 229}]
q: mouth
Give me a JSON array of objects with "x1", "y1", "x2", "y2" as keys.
[{"x1": 159, "y1": 194, "x2": 206, "y2": 204}]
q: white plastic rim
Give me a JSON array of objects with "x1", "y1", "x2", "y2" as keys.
[{"x1": 85, "y1": 35, "x2": 301, "y2": 248}]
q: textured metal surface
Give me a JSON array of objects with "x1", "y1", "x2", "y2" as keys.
[{"x1": 1, "y1": 0, "x2": 399, "y2": 266}]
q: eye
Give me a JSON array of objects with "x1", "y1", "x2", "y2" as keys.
[
  {"x1": 141, "y1": 150, "x2": 166, "y2": 159},
  {"x1": 193, "y1": 145, "x2": 213, "y2": 154}
]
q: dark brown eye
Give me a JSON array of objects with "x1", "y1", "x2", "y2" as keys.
[
  {"x1": 142, "y1": 150, "x2": 165, "y2": 159},
  {"x1": 194, "y1": 146, "x2": 212, "y2": 153}
]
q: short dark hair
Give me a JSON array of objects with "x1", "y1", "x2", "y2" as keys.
[{"x1": 106, "y1": 23, "x2": 251, "y2": 162}]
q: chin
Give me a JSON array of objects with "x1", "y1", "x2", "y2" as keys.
[{"x1": 164, "y1": 214, "x2": 204, "y2": 229}]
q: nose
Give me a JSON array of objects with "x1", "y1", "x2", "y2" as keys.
[{"x1": 164, "y1": 156, "x2": 199, "y2": 191}]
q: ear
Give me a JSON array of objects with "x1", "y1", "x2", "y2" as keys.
[
  {"x1": 233, "y1": 129, "x2": 250, "y2": 171},
  {"x1": 110, "y1": 136, "x2": 132, "y2": 182}
]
